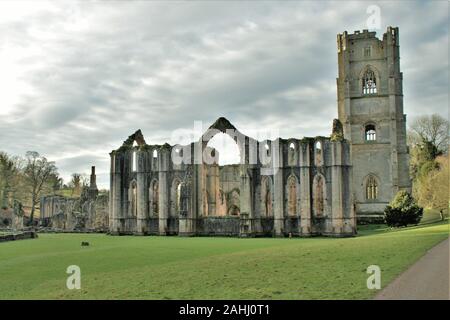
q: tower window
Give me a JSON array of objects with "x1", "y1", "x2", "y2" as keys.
[
  {"x1": 364, "y1": 47, "x2": 371, "y2": 57},
  {"x1": 362, "y1": 69, "x2": 377, "y2": 94},
  {"x1": 365, "y1": 125, "x2": 376, "y2": 141},
  {"x1": 366, "y1": 176, "x2": 378, "y2": 200}
]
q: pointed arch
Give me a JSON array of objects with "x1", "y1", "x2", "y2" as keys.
[
  {"x1": 260, "y1": 175, "x2": 273, "y2": 217},
  {"x1": 359, "y1": 65, "x2": 380, "y2": 95},
  {"x1": 170, "y1": 177, "x2": 182, "y2": 217},
  {"x1": 364, "y1": 174, "x2": 379, "y2": 200},
  {"x1": 288, "y1": 140, "x2": 298, "y2": 166},
  {"x1": 313, "y1": 174, "x2": 326, "y2": 216},
  {"x1": 148, "y1": 179, "x2": 159, "y2": 217},
  {"x1": 315, "y1": 140, "x2": 323, "y2": 166},
  {"x1": 286, "y1": 174, "x2": 299, "y2": 216}
]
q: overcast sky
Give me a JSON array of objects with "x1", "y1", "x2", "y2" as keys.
[{"x1": 0, "y1": 0, "x2": 448, "y2": 189}]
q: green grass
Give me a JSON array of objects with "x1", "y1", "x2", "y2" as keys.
[{"x1": 0, "y1": 221, "x2": 448, "y2": 300}]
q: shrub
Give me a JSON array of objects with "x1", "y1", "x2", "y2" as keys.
[{"x1": 384, "y1": 191, "x2": 423, "y2": 227}]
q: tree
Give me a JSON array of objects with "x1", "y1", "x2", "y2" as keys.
[
  {"x1": 0, "y1": 152, "x2": 21, "y2": 209},
  {"x1": 23, "y1": 151, "x2": 58, "y2": 225},
  {"x1": 69, "y1": 173, "x2": 88, "y2": 197},
  {"x1": 414, "y1": 155, "x2": 449, "y2": 213},
  {"x1": 408, "y1": 114, "x2": 449, "y2": 155},
  {"x1": 384, "y1": 190, "x2": 423, "y2": 227}
]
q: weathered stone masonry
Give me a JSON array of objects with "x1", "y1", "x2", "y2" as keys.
[
  {"x1": 109, "y1": 117, "x2": 356, "y2": 237},
  {"x1": 337, "y1": 27, "x2": 411, "y2": 222}
]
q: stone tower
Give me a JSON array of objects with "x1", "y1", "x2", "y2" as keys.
[
  {"x1": 336, "y1": 27, "x2": 411, "y2": 222},
  {"x1": 88, "y1": 166, "x2": 99, "y2": 200}
]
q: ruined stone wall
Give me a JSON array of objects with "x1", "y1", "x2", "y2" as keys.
[
  {"x1": 110, "y1": 118, "x2": 356, "y2": 237},
  {"x1": 40, "y1": 191, "x2": 109, "y2": 232}
]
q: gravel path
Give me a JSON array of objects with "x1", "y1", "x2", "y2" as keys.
[{"x1": 375, "y1": 238, "x2": 449, "y2": 300}]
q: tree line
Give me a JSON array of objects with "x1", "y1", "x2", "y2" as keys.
[{"x1": 0, "y1": 151, "x2": 89, "y2": 225}]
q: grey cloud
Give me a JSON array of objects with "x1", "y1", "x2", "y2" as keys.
[{"x1": 0, "y1": 1, "x2": 447, "y2": 188}]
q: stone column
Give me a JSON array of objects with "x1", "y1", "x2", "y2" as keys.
[
  {"x1": 331, "y1": 142, "x2": 344, "y2": 235},
  {"x1": 111, "y1": 153, "x2": 122, "y2": 234},
  {"x1": 239, "y1": 166, "x2": 253, "y2": 237},
  {"x1": 273, "y1": 139, "x2": 284, "y2": 236},
  {"x1": 299, "y1": 143, "x2": 311, "y2": 236},
  {"x1": 136, "y1": 151, "x2": 147, "y2": 235},
  {"x1": 158, "y1": 150, "x2": 169, "y2": 235}
]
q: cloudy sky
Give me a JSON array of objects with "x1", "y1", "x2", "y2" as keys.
[{"x1": 0, "y1": 0, "x2": 448, "y2": 189}]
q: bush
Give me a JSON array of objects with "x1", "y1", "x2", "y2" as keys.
[{"x1": 384, "y1": 191, "x2": 423, "y2": 227}]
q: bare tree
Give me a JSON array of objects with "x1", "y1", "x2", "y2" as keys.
[
  {"x1": 23, "y1": 151, "x2": 58, "y2": 225},
  {"x1": 408, "y1": 114, "x2": 449, "y2": 154}
]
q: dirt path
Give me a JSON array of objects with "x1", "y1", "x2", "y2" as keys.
[{"x1": 375, "y1": 238, "x2": 449, "y2": 300}]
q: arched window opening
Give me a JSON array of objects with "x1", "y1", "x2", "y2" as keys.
[
  {"x1": 206, "y1": 133, "x2": 240, "y2": 165},
  {"x1": 315, "y1": 141, "x2": 322, "y2": 150},
  {"x1": 365, "y1": 124, "x2": 376, "y2": 141},
  {"x1": 366, "y1": 176, "x2": 378, "y2": 200},
  {"x1": 261, "y1": 177, "x2": 272, "y2": 217},
  {"x1": 265, "y1": 143, "x2": 270, "y2": 156},
  {"x1": 177, "y1": 183, "x2": 182, "y2": 213},
  {"x1": 153, "y1": 149, "x2": 158, "y2": 159},
  {"x1": 171, "y1": 179, "x2": 181, "y2": 217},
  {"x1": 132, "y1": 151, "x2": 137, "y2": 172},
  {"x1": 313, "y1": 175, "x2": 324, "y2": 216},
  {"x1": 362, "y1": 69, "x2": 377, "y2": 94},
  {"x1": 288, "y1": 142, "x2": 296, "y2": 166},
  {"x1": 287, "y1": 176, "x2": 297, "y2": 216},
  {"x1": 315, "y1": 141, "x2": 323, "y2": 166}
]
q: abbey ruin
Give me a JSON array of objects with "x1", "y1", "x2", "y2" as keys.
[
  {"x1": 38, "y1": 27, "x2": 411, "y2": 236},
  {"x1": 109, "y1": 117, "x2": 355, "y2": 237},
  {"x1": 40, "y1": 167, "x2": 109, "y2": 232}
]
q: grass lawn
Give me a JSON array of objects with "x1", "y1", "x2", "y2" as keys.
[{"x1": 0, "y1": 220, "x2": 448, "y2": 300}]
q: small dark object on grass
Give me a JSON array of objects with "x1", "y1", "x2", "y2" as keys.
[{"x1": 81, "y1": 241, "x2": 90, "y2": 246}]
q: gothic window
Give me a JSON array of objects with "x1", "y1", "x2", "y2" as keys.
[
  {"x1": 365, "y1": 124, "x2": 376, "y2": 141},
  {"x1": 362, "y1": 69, "x2": 377, "y2": 94},
  {"x1": 153, "y1": 149, "x2": 158, "y2": 159},
  {"x1": 265, "y1": 143, "x2": 270, "y2": 156},
  {"x1": 287, "y1": 175, "x2": 297, "y2": 216},
  {"x1": 261, "y1": 177, "x2": 273, "y2": 217},
  {"x1": 364, "y1": 46, "x2": 371, "y2": 57},
  {"x1": 366, "y1": 176, "x2": 378, "y2": 200},
  {"x1": 177, "y1": 184, "x2": 182, "y2": 213},
  {"x1": 288, "y1": 142, "x2": 296, "y2": 166},
  {"x1": 315, "y1": 141, "x2": 323, "y2": 166},
  {"x1": 132, "y1": 151, "x2": 137, "y2": 172},
  {"x1": 313, "y1": 175, "x2": 325, "y2": 216},
  {"x1": 171, "y1": 179, "x2": 181, "y2": 217}
]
